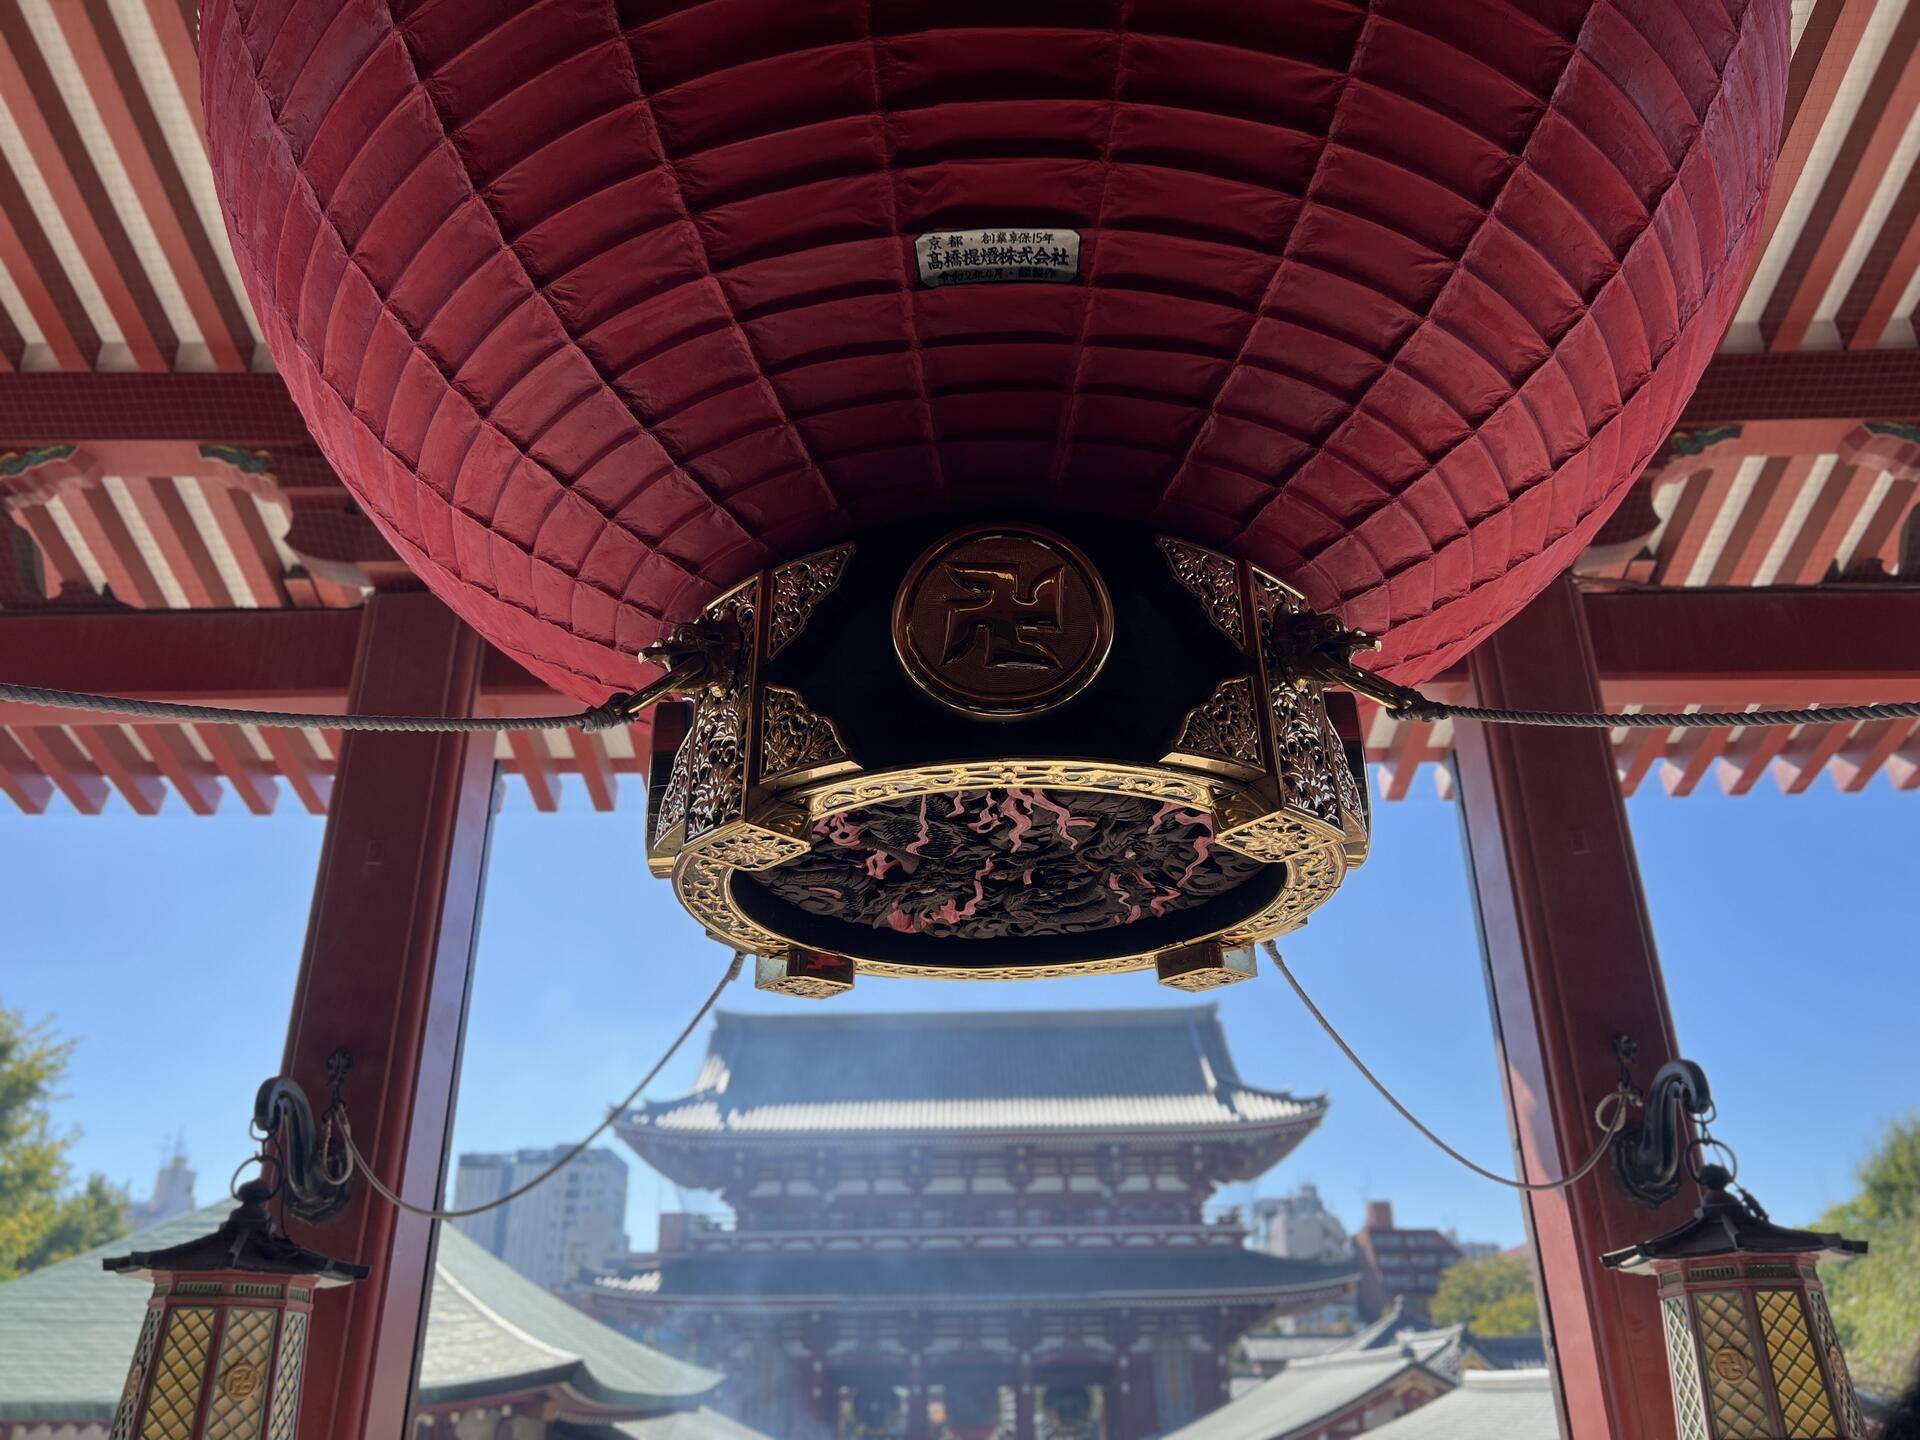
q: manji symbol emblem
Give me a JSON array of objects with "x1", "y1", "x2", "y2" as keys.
[
  {"x1": 1710, "y1": 1347, "x2": 1752, "y2": 1385},
  {"x1": 220, "y1": 1361, "x2": 263, "y2": 1401},
  {"x1": 893, "y1": 525, "x2": 1113, "y2": 717}
]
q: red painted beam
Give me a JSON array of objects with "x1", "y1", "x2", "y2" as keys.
[
  {"x1": 1829, "y1": 717, "x2": 1917, "y2": 792},
  {"x1": 1660, "y1": 724, "x2": 1742, "y2": 798},
  {"x1": 0, "y1": 374, "x2": 317, "y2": 447},
  {"x1": 121, "y1": 476, "x2": 237, "y2": 608},
  {"x1": 1647, "y1": 467, "x2": 1728, "y2": 585},
  {"x1": 15, "y1": 725, "x2": 107, "y2": 813},
  {"x1": 1851, "y1": 477, "x2": 1918, "y2": 572},
  {"x1": 1719, "y1": 725, "x2": 1801, "y2": 797},
  {"x1": 62, "y1": 484, "x2": 171, "y2": 609},
  {"x1": 1451, "y1": 577, "x2": 1693, "y2": 1440},
  {"x1": 1676, "y1": 349, "x2": 1920, "y2": 424},
  {"x1": 133, "y1": 723, "x2": 222, "y2": 814},
  {"x1": 206, "y1": 487, "x2": 289, "y2": 607},
  {"x1": 0, "y1": 608, "x2": 364, "y2": 725},
  {"x1": 140, "y1": 0, "x2": 202, "y2": 145},
  {"x1": 258, "y1": 727, "x2": 334, "y2": 813},
  {"x1": 0, "y1": 729, "x2": 52, "y2": 813},
  {"x1": 1584, "y1": 587, "x2": 1920, "y2": 709},
  {"x1": 1763, "y1": 7, "x2": 1920, "y2": 351},
  {"x1": 280, "y1": 593, "x2": 495, "y2": 1440},
  {"x1": 1888, "y1": 731, "x2": 1920, "y2": 791},
  {"x1": 77, "y1": 724, "x2": 166, "y2": 814},
  {"x1": 1762, "y1": 0, "x2": 1878, "y2": 256},
  {"x1": 14, "y1": 506, "x2": 93, "y2": 600},
  {"x1": 506, "y1": 731, "x2": 561, "y2": 812},
  {"x1": 1615, "y1": 725, "x2": 1675, "y2": 797},
  {"x1": 1839, "y1": 163, "x2": 1920, "y2": 349},
  {"x1": 198, "y1": 725, "x2": 278, "y2": 814},
  {"x1": 572, "y1": 731, "x2": 618, "y2": 810},
  {"x1": 50, "y1": 0, "x2": 251, "y2": 370},
  {"x1": 1379, "y1": 720, "x2": 1431, "y2": 803},
  {"x1": 0, "y1": 148, "x2": 95, "y2": 370},
  {"x1": 1774, "y1": 720, "x2": 1862, "y2": 795},
  {"x1": 1778, "y1": 463, "x2": 1881, "y2": 584},
  {"x1": 1707, "y1": 455, "x2": 1810, "y2": 586},
  {"x1": 0, "y1": 8, "x2": 173, "y2": 370}
]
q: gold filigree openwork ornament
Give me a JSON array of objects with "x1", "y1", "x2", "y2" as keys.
[{"x1": 645, "y1": 526, "x2": 1372, "y2": 993}]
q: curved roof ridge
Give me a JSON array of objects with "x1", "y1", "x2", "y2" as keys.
[
  {"x1": 710, "y1": 1004, "x2": 1222, "y2": 1029},
  {"x1": 434, "y1": 1264, "x2": 579, "y2": 1367}
]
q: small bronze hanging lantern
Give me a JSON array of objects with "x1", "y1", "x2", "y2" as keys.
[
  {"x1": 101, "y1": 1180, "x2": 365, "y2": 1440},
  {"x1": 1603, "y1": 1164, "x2": 1868, "y2": 1440}
]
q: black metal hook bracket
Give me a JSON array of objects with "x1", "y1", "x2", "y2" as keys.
[
  {"x1": 252, "y1": 1050, "x2": 355, "y2": 1223},
  {"x1": 1612, "y1": 1049, "x2": 1714, "y2": 1208}
]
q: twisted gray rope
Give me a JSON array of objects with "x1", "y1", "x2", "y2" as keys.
[
  {"x1": 1396, "y1": 698, "x2": 1920, "y2": 728},
  {"x1": 6, "y1": 678, "x2": 1919, "y2": 735},
  {"x1": 0, "y1": 680, "x2": 638, "y2": 732}
]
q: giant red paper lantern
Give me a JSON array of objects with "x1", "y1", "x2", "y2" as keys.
[
  {"x1": 204, "y1": 0, "x2": 1786, "y2": 699},
  {"x1": 203, "y1": 0, "x2": 1787, "y2": 985}
]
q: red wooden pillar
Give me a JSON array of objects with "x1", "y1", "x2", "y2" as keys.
[
  {"x1": 906, "y1": 1354, "x2": 930, "y2": 1440},
  {"x1": 1189, "y1": 1343, "x2": 1228, "y2": 1416},
  {"x1": 1116, "y1": 1351, "x2": 1155, "y2": 1440},
  {"x1": 1014, "y1": 1357, "x2": 1036, "y2": 1440},
  {"x1": 1451, "y1": 576, "x2": 1697, "y2": 1440},
  {"x1": 279, "y1": 592, "x2": 496, "y2": 1440}
]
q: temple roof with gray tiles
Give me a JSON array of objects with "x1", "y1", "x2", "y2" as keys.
[
  {"x1": 0, "y1": 1208, "x2": 735, "y2": 1428},
  {"x1": 623, "y1": 1006, "x2": 1326, "y2": 1141}
]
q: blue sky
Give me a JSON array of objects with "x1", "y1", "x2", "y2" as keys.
[{"x1": 5, "y1": 769, "x2": 1914, "y2": 1258}]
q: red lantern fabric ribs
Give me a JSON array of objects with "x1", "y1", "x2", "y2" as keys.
[{"x1": 202, "y1": 0, "x2": 1788, "y2": 702}]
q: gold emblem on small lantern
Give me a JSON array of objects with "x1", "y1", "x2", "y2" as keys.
[
  {"x1": 892, "y1": 524, "x2": 1113, "y2": 717},
  {"x1": 1709, "y1": 1347, "x2": 1751, "y2": 1385},
  {"x1": 219, "y1": 1359, "x2": 263, "y2": 1401}
]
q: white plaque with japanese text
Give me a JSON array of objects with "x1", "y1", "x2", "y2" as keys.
[{"x1": 914, "y1": 228, "x2": 1081, "y2": 287}]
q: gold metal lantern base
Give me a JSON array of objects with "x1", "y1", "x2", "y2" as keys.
[{"x1": 645, "y1": 522, "x2": 1371, "y2": 990}]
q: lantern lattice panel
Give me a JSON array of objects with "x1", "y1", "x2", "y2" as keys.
[
  {"x1": 203, "y1": 1307, "x2": 279, "y2": 1440},
  {"x1": 1695, "y1": 1290, "x2": 1774, "y2": 1437},
  {"x1": 110, "y1": 1307, "x2": 166, "y2": 1440},
  {"x1": 1806, "y1": 1287, "x2": 1867, "y2": 1438},
  {"x1": 143, "y1": 1307, "x2": 217, "y2": 1440},
  {"x1": 266, "y1": 1310, "x2": 308, "y2": 1440},
  {"x1": 1662, "y1": 1295, "x2": 1711, "y2": 1440},
  {"x1": 1756, "y1": 1290, "x2": 1836, "y2": 1437}
]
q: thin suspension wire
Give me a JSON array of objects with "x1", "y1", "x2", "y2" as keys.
[
  {"x1": 327, "y1": 952, "x2": 743, "y2": 1220},
  {"x1": 1261, "y1": 942, "x2": 1627, "y2": 1192}
]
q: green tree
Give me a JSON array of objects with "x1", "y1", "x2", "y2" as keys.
[
  {"x1": 1818, "y1": 1116, "x2": 1920, "y2": 1397},
  {"x1": 1431, "y1": 1252, "x2": 1540, "y2": 1335},
  {"x1": 0, "y1": 1005, "x2": 127, "y2": 1281}
]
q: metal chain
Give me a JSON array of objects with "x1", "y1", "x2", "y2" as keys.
[
  {"x1": 323, "y1": 952, "x2": 743, "y2": 1221},
  {"x1": 1262, "y1": 942, "x2": 1630, "y2": 1192}
]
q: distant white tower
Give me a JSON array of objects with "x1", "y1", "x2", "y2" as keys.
[{"x1": 126, "y1": 1139, "x2": 197, "y2": 1229}]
